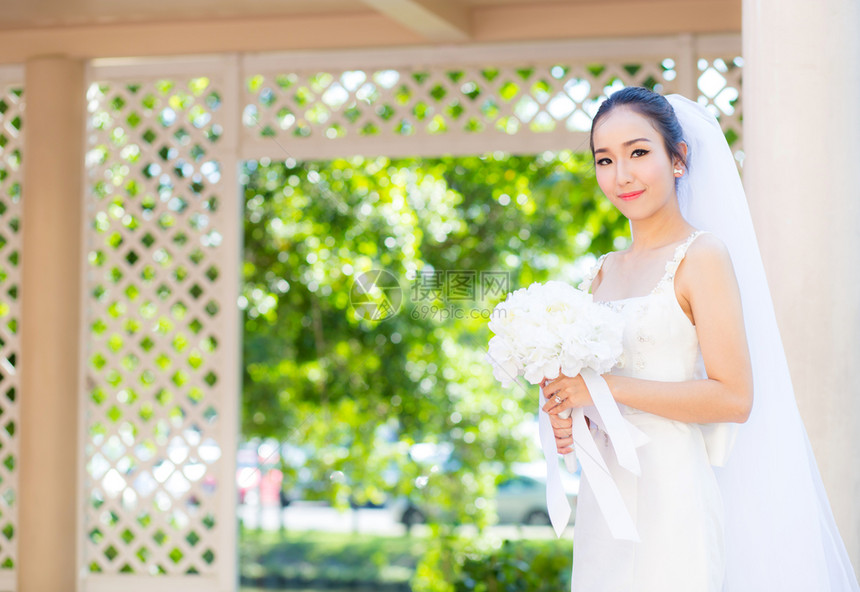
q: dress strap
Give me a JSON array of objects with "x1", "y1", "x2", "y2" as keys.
[
  {"x1": 581, "y1": 230, "x2": 710, "y2": 295},
  {"x1": 655, "y1": 229, "x2": 710, "y2": 291},
  {"x1": 578, "y1": 253, "x2": 610, "y2": 293}
]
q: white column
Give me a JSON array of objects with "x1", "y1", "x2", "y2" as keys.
[
  {"x1": 19, "y1": 55, "x2": 85, "y2": 592},
  {"x1": 743, "y1": 0, "x2": 860, "y2": 576}
]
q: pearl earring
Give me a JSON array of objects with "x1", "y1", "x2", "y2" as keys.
[{"x1": 674, "y1": 168, "x2": 683, "y2": 176}]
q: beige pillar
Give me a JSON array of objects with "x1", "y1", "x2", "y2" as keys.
[
  {"x1": 743, "y1": 0, "x2": 860, "y2": 577},
  {"x1": 19, "y1": 56, "x2": 84, "y2": 592}
]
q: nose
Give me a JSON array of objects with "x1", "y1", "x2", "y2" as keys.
[{"x1": 615, "y1": 159, "x2": 633, "y2": 186}]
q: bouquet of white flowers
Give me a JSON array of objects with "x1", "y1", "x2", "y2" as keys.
[
  {"x1": 485, "y1": 280, "x2": 650, "y2": 541},
  {"x1": 485, "y1": 280, "x2": 624, "y2": 388}
]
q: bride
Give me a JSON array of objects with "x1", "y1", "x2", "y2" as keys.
[{"x1": 539, "y1": 87, "x2": 859, "y2": 591}]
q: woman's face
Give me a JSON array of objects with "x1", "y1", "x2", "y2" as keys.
[{"x1": 591, "y1": 107, "x2": 682, "y2": 219}]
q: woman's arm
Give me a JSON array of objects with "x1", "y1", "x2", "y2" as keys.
[{"x1": 544, "y1": 234, "x2": 753, "y2": 431}]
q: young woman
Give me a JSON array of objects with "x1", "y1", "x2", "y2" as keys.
[{"x1": 540, "y1": 87, "x2": 859, "y2": 591}]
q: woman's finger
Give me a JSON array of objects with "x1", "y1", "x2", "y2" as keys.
[
  {"x1": 551, "y1": 427, "x2": 571, "y2": 440},
  {"x1": 543, "y1": 392, "x2": 566, "y2": 413},
  {"x1": 543, "y1": 374, "x2": 565, "y2": 393},
  {"x1": 554, "y1": 430, "x2": 573, "y2": 441},
  {"x1": 555, "y1": 433, "x2": 573, "y2": 453},
  {"x1": 547, "y1": 397, "x2": 572, "y2": 415},
  {"x1": 549, "y1": 385, "x2": 568, "y2": 404},
  {"x1": 548, "y1": 414, "x2": 572, "y2": 428}
]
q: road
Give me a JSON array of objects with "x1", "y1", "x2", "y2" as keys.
[{"x1": 237, "y1": 500, "x2": 567, "y2": 539}]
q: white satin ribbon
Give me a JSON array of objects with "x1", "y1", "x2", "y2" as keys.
[
  {"x1": 538, "y1": 390, "x2": 571, "y2": 537},
  {"x1": 539, "y1": 367, "x2": 651, "y2": 540}
]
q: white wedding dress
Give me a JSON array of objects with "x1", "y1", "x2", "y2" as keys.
[{"x1": 572, "y1": 230, "x2": 726, "y2": 591}]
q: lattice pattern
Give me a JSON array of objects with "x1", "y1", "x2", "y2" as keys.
[
  {"x1": 242, "y1": 49, "x2": 744, "y2": 161},
  {"x1": 243, "y1": 60, "x2": 678, "y2": 146},
  {"x1": 0, "y1": 81, "x2": 22, "y2": 582},
  {"x1": 696, "y1": 54, "x2": 743, "y2": 163},
  {"x1": 84, "y1": 76, "x2": 228, "y2": 577}
]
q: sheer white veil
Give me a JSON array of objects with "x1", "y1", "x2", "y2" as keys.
[{"x1": 665, "y1": 93, "x2": 859, "y2": 590}]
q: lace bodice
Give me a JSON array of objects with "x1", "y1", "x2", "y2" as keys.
[{"x1": 578, "y1": 231, "x2": 710, "y2": 399}]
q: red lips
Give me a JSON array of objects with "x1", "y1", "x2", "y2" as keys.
[{"x1": 618, "y1": 190, "x2": 644, "y2": 201}]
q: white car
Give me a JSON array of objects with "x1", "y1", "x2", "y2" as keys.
[
  {"x1": 397, "y1": 462, "x2": 580, "y2": 526},
  {"x1": 495, "y1": 472, "x2": 578, "y2": 525}
]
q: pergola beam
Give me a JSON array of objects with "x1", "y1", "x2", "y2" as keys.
[{"x1": 360, "y1": 0, "x2": 471, "y2": 41}]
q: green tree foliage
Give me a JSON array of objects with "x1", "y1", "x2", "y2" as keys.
[{"x1": 239, "y1": 151, "x2": 626, "y2": 528}]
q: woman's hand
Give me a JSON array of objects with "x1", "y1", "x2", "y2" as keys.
[
  {"x1": 541, "y1": 372, "x2": 593, "y2": 455},
  {"x1": 549, "y1": 412, "x2": 574, "y2": 454},
  {"x1": 540, "y1": 372, "x2": 593, "y2": 416}
]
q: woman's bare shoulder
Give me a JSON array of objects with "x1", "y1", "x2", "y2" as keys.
[
  {"x1": 687, "y1": 231, "x2": 732, "y2": 265},
  {"x1": 682, "y1": 231, "x2": 739, "y2": 292}
]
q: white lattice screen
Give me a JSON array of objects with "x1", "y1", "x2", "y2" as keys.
[
  {"x1": 81, "y1": 57, "x2": 239, "y2": 592},
  {"x1": 75, "y1": 35, "x2": 741, "y2": 592},
  {"x1": 240, "y1": 35, "x2": 743, "y2": 162},
  {"x1": 0, "y1": 67, "x2": 23, "y2": 592},
  {"x1": 696, "y1": 52, "x2": 743, "y2": 161}
]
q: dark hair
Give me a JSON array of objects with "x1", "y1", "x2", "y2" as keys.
[{"x1": 589, "y1": 86, "x2": 687, "y2": 171}]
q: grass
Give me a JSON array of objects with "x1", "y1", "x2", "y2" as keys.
[
  {"x1": 240, "y1": 527, "x2": 572, "y2": 591},
  {"x1": 240, "y1": 529, "x2": 424, "y2": 590}
]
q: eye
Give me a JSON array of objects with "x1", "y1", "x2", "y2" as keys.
[{"x1": 596, "y1": 148, "x2": 648, "y2": 166}]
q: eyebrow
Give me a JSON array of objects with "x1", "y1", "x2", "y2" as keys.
[{"x1": 593, "y1": 137, "x2": 652, "y2": 155}]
